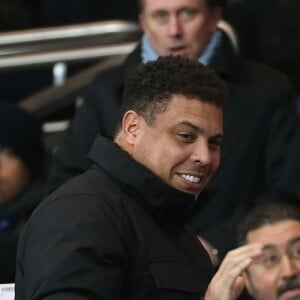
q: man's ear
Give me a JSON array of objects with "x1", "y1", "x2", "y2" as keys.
[{"x1": 122, "y1": 110, "x2": 141, "y2": 145}]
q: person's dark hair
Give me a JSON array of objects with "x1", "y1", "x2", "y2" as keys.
[
  {"x1": 118, "y1": 56, "x2": 227, "y2": 130},
  {"x1": 137, "y1": 0, "x2": 226, "y2": 12},
  {"x1": 237, "y1": 201, "x2": 300, "y2": 246}
]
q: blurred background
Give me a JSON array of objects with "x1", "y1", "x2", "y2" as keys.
[{"x1": 0, "y1": 0, "x2": 299, "y2": 105}]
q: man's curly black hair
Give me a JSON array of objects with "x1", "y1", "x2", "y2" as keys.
[{"x1": 118, "y1": 56, "x2": 227, "y2": 128}]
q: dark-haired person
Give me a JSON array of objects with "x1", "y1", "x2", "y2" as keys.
[
  {"x1": 0, "y1": 102, "x2": 45, "y2": 283},
  {"x1": 47, "y1": 0, "x2": 299, "y2": 263},
  {"x1": 205, "y1": 200, "x2": 300, "y2": 300},
  {"x1": 16, "y1": 56, "x2": 227, "y2": 299},
  {"x1": 238, "y1": 202, "x2": 300, "y2": 300}
]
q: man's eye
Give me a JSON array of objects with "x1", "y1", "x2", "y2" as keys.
[
  {"x1": 208, "y1": 140, "x2": 221, "y2": 151},
  {"x1": 153, "y1": 11, "x2": 168, "y2": 23},
  {"x1": 290, "y1": 240, "x2": 300, "y2": 259},
  {"x1": 292, "y1": 248, "x2": 300, "y2": 259},
  {"x1": 180, "y1": 9, "x2": 197, "y2": 21},
  {"x1": 177, "y1": 133, "x2": 194, "y2": 142},
  {"x1": 262, "y1": 254, "x2": 280, "y2": 268}
]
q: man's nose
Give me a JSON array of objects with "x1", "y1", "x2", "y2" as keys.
[
  {"x1": 191, "y1": 142, "x2": 212, "y2": 166},
  {"x1": 168, "y1": 16, "x2": 183, "y2": 37},
  {"x1": 280, "y1": 254, "x2": 299, "y2": 278}
]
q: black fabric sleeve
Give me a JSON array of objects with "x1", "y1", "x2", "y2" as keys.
[{"x1": 15, "y1": 195, "x2": 130, "y2": 300}]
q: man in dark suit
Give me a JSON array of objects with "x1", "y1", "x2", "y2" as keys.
[{"x1": 47, "y1": 0, "x2": 299, "y2": 262}]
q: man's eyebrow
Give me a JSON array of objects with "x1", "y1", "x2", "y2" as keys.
[
  {"x1": 261, "y1": 236, "x2": 300, "y2": 251},
  {"x1": 288, "y1": 236, "x2": 300, "y2": 246},
  {"x1": 175, "y1": 121, "x2": 223, "y2": 139},
  {"x1": 175, "y1": 121, "x2": 200, "y2": 132},
  {"x1": 262, "y1": 244, "x2": 277, "y2": 251}
]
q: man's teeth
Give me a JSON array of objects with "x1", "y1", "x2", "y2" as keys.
[{"x1": 181, "y1": 175, "x2": 201, "y2": 183}]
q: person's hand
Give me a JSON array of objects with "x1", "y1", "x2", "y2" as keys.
[{"x1": 203, "y1": 244, "x2": 263, "y2": 300}]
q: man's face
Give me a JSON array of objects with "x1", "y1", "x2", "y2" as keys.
[
  {"x1": 139, "y1": 0, "x2": 221, "y2": 59},
  {"x1": 245, "y1": 220, "x2": 300, "y2": 300},
  {"x1": 0, "y1": 148, "x2": 31, "y2": 204},
  {"x1": 126, "y1": 95, "x2": 223, "y2": 198}
]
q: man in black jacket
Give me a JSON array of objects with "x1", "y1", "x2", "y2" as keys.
[
  {"x1": 16, "y1": 56, "x2": 235, "y2": 299},
  {"x1": 47, "y1": 0, "x2": 299, "y2": 261}
]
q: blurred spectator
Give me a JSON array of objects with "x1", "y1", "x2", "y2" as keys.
[
  {"x1": 205, "y1": 198, "x2": 300, "y2": 300},
  {"x1": 236, "y1": 200, "x2": 300, "y2": 300},
  {"x1": 0, "y1": 102, "x2": 45, "y2": 283}
]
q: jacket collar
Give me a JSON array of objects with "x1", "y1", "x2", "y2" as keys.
[{"x1": 88, "y1": 135, "x2": 197, "y2": 221}]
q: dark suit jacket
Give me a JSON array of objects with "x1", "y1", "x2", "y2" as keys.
[{"x1": 47, "y1": 32, "x2": 299, "y2": 256}]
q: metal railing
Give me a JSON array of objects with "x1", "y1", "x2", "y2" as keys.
[
  {"x1": 0, "y1": 20, "x2": 141, "y2": 70},
  {"x1": 10, "y1": 19, "x2": 238, "y2": 125},
  {"x1": 3, "y1": 20, "x2": 142, "y2": 118},
  {"x1": 19, "y1": 55, "x2": 128, "y2": 118},
  {"x1": 0, "y1": 19, "x2": 237, "y2": 70}
]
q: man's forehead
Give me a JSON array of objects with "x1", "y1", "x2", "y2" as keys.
[
  {"x1": 246, "y1": 220, "x2": 300, "y2": 247},
  {"x1": 166, "y1": 94, "x2": 223, "y2": 117},
  {"x1": 262, "y1": 236, "x2": 300, "y2": 251},
  {"x1": 142, "y1": 0, "x2": 204, "y2": 12},
  {"x1": 164, "y1": 98, "x2": 223, "y2": 138}
]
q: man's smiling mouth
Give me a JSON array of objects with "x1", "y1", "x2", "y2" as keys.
[{"x1": 180, "y1": 174, "x2": 201, "y2": 183}]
